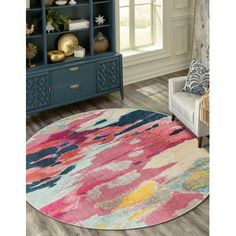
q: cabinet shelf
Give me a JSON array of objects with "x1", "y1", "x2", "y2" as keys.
[
  {"x1": 45, "y1": 3, "x2": 89, "y2": 10},
  {"x1": 26, "y1": 34, "x2": 43, "y2": 39},
  {"x1": 48, "y1": 53, "x2": 91, "y2": 65},
  {"x1": 94, "y1": 24, "x2": 110, "y2": 29},
  {"x1": 93, "y1": 0, "x2": 111, "y2": 4},
  {"x1": 26, "y1": 61, "x2": 45, "y2": 70},
  {"x1": 47, "y1": 27, "x2": 90, "y2": 37},
  {"x1": 26, "y1": 8, "x2": 42, "y2": 12}
]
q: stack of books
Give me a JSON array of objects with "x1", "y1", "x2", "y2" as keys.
[{"x1": 69, "y1": 19, "x2": 90, "y2": 30}]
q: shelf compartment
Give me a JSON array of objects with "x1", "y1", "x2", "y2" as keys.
[
  {"x1": 47, "y1": 30, "x2": 91, "y2": 63},
  {"x1": 93, "y1": 27, "x2": 113, "y2": 55},
  {"x1": 27, "y1": 0, "x2": 41, "y2": 9},
  {"x1": 46, "y1": 5, "x2": 89, "y2": 22},
  {"x1": 93, "y1": 1, "x2": 112, "y2": 26},
  {"x1": 26, "y1": 11, "x2": 43, "y2": 35},
  {"x1": 26, "y1": 38, "x2": 45, "y2": 69}
]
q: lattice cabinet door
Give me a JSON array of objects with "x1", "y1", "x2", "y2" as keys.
[
  {"x1": 26, "y1": 72, "x2": 50, "y2": 112},
  {"x1": 97, "y1": 58, "x2": 120, "y2": 93}
]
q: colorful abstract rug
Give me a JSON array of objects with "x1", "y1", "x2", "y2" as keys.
[{"x1": 26, "y1": 109, "x2": 209, "y2": 230}]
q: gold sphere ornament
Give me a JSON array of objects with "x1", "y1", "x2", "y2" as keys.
[
  {"x1": 58, "y1": 33, "x2": 79, "y2": 56},
  {"x1": 26, "y1": 43, "x2": 38, "y2": 68}
]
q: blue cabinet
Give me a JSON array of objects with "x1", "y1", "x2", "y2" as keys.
[
  {"x1": 97, "y1": 58, "x2": 120, "y2": 93},
  {"x1": 26, "y1": 1, "x2": 123, "y2": 114},
  {"x1": 26, "y1": 73, "x2": 50, "y2": 112},
  {"x1": 26, "y1": 54, "x2": 123, "y2": 114}
]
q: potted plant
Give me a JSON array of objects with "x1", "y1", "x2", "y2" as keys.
[{"x1": 46, "y1": 9, "x2": 71, "y2": 32}]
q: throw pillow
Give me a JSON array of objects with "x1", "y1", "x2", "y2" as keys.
[{"x1": 181, "y1": 58, "x2": 209, "y2": 96}]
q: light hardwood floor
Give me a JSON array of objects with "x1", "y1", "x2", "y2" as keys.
[{"x1": 26, "y1": 70, "x2": 209, "y2": 236}]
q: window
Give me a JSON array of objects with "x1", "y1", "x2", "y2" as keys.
[{"x1": 119, "y1": 0, "x2": 163, "y2": 53}]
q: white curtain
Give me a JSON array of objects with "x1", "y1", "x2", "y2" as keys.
[{"x1": 192, "y1": 0, "x2": 209, "y2": 69}]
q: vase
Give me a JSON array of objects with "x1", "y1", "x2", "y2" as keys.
[
  {"x1": 45, "y1": 0, "x2": 55, "y2": 6},
  {"x1": 94, "y1": 32, "x2": 109, "y2": 53}
]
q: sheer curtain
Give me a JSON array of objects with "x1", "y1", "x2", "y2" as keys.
[{"x1": 192, "y1": 0, "x2": 209, "y2": 69}]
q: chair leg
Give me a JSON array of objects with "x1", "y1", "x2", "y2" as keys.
[
  {"x1": 198, "y1": 137, "x2": 203, "y2": 148},
  {"x1": 171, "y1": 114, "x2": 176, "y2": 121}
]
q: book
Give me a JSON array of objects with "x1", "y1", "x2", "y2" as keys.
[
  {"x1": 69, "y1": 25, "x2": 89, "y2": 30},
  {"x1": 69, "y1": 19, "x2": 90, "y2": 28}
]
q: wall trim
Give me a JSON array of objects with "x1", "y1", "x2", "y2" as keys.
[
  {"x1": 115, "y1": 0, "x2": 194, "y2": 86},
  {"x1": 123, "y1": 59, "x2": 190, "y2": 85},
  {"x1": 123, "y1": 48, "x2": 171, "y2": 67}
]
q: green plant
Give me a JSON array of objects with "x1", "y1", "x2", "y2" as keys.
[{"x1": 46, "y1": 9, "x2": 71, "y2": 32}]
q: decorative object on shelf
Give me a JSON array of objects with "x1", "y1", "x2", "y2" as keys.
[
  {"x1": 74, "y1": 46, "x2": 85, "y2": 58},
  {"x1": 46, "y1": 9, "x2": 71, "y2": 32},
  {"x1": 46, "y1": 20, "x2": 55, "y2": 33},
  {"x1": 26, "y1": 24, "x2": 35, "y2": 37},
  {"x1": 95, "y1": 15, "x2": 106, "y2": 26},
  {"x1": 45, "y1": 0, "x2": 55, "y2": 7},
  {"x1": 26, "y1": 43, "x2": 38, "y2": 68},
  {"x1": 55, "y1": 0, "x2": 68, "y2": 6},
  {"x1": 94, "y1": 32, "x2": 109, "y2": 53},
  {"x1": 26, "y1": 0, "x2": 30, "y2": 9},
  {"x1": 48, "y1": 50, "x2": 66, "y2": 63},
  {"x1": 69, "y1": 19, "x2": 89, "y2": 30},
  {"x1": 69, "y1": 0, "x2": 77, "y2": 5},
  {"x1": 58, "y1": 33, "x2": 79, "y2": 56}
]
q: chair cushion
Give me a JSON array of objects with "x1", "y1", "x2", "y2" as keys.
[
  {"x1": 181, "y1": 58, "x2": 209, "y2": 96},
  {"x1": 172, "y1": 92, "x2": 201, "y2": 123}
]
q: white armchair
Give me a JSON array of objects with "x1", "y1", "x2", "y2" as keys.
[{"x1": 168, "y1": 76, "x2": 209, "y2": 148}]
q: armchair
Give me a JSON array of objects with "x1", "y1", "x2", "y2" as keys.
[{"x1": 168, "y1": 76, "x2": 209, "y2": 148}]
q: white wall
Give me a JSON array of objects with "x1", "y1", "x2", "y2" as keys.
[{"x1": 116, "y1": 0, "x2": 195, "y2": 85}]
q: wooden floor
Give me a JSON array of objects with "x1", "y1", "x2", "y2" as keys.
[{"x1": 26, "y1": 70, "x2": 209, "y2": 236}]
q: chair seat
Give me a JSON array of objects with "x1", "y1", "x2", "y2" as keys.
[{"x1": 171, "y1": 92, "x2": 201, "y2": 123}]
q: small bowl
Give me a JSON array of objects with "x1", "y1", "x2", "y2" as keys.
[
  {"x1": 48, "y1": 50, "x2": 66, "y2": 63},
  {"x1": 55, "y1": 0, "x2": 68, "y2": 6}
]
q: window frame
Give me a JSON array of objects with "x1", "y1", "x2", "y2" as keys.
[
  {"x1": 116, "y1": 0, "x2": 171, "y2": 66},
  {"x1": 119, "y1": 0, "x2": 159, "y2": 51}
]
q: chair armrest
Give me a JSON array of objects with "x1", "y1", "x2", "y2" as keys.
[
  {"x1": 168, "y1": 76, "x2": 187, "y2": 112},
  {"x1": 195, "y1": 97, "x2": 201, "y2": 118},
  {"x1": 194, "y1": 97, "x2": 209, "y2": 137},
  {"x1": 168, "y1": 76, "x2": 187, "y2": 94}
]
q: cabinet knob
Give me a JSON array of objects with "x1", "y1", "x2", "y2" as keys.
[
  {"x1": 69, "y1": 66, "x2": 79, "y2": 72},
  {"x1": 70, "y1": 84, "x2": 80, "y2": 89}
]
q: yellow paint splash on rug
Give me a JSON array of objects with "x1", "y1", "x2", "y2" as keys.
[
  {"x1": 117, "y1": 181, "x2": 157, "y2": 209},
  {"x1": 128, "y1": 208, "x2": 153, "y2": 221}
]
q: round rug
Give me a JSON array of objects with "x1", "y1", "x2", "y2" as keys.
[{"x1": 26, "y1": 109, "x2": 209, "y2": 230}]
